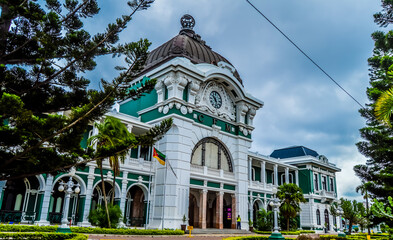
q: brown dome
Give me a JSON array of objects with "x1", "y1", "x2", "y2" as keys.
[{"x1": 141, "y1": 27, "x2": 243, "y2": 85}]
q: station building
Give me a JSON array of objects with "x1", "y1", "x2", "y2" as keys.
[{"x1": 0, "y1": 15, "x2": 341, "y2": 232}]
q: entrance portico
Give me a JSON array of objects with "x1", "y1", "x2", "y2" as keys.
[{"x1": 189, "y1": 188, "x2": 236, "y2": 229}]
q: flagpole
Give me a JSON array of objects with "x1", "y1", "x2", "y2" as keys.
[
  {"x1": 161, "y1": 162, "x2": 168, "y2": 230},
  {"x1": 145, "y1": 145, "x2": 153, "y2": 229}
]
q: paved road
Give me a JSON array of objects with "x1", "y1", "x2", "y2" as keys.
[{"x1": 88, "y1": 234, "x2": 249, "y2": 240}]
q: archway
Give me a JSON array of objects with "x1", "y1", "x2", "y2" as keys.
[
  {"x1": 125, "y1": 185, "x2": 146, "y2": 227},
  {"x1": 223, "y1": 193, "x2": 232, "y2": 229},
  {"x1": 49, "y1": 176, "x2": 82, "y2": 225},
  {"x1": 188, "y1": 192, "x2": 199, "y2": 227},
  {"x1": 324, "y1": 209, "x2": 329, "y2": 231},
  {"x1": 91, "y1": 181, "x2": 116, "y2": 211},
  {"x1": 0, "y1": 177, "x2": 41, "y2": 223}
]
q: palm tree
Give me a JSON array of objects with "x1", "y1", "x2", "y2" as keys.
[
  {"x1": 356, "y1": 182, "x2": 371, "y2": 235},
  {"x1": 276, "y1": 183, "x2": 306, "y2": 231},
  {"x1": 89, "y1": 116, "x2": 136, "y2": 227},
  {"x1": 375, "y1": 87, "x2": 393, "y2": 127}
]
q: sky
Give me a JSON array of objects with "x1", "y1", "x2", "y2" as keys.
[{"x1": 83, "y1": 0, "x2": 384, "y2": 201}]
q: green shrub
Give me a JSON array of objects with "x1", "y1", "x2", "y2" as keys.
[
  {"x1": 0, "y1": 232, "x2": 87, "y2": 240},
  {"x1": 320, "y1": 235, "x2": 347, "y2": 240},
  {"x1": 88, "y1": 204, "x2": 122, "y2": 228},
  {"x1": 0, "y1": 224, "x2": 184, "y2": 235},
  {"x1": 255, "y1": 209, "x2": 273, "y2": 231},
  {"x1": 223, "y1": 236, "x2": 297, "y2": 240},
  {"x1": 298, "y1": 230, "x2": 315, "y2": 233},
  {"x1": 70, "y1": 227, "x2": 184, "y2": 235},
  {"x1": 0, "y1": 224, "x2": 57, "y2": 232},
  {"x1": 254, "y1": 230, "x2": 305, "y2": 235}
]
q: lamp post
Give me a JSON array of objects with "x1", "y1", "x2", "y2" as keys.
[
  {"x1": 268, "y1": 197, "x2": 284, "y2": 240},
  {"x1": 56, "y1": 177, "x2": 80, "y2": 233},
  {"x1": 336, "y1": 207, "x2": 346, "y2": 237}
]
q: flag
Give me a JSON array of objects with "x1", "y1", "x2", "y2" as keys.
[{"x1": 153, "y1": 148, "x2": 166, "y2": 165}]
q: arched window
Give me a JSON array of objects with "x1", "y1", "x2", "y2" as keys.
[
  {"x1": 316, "y1": 209, "x2": 321, "y2": 225},
  {"x1": 280, "y1": 173, "x2": 294, "y2": 184},
  {"x1": 191, "y1": 138, "x2": 233, "y2": 172}
]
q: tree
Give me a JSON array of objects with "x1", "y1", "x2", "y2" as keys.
[
  {"x1": 356, "y1": 182, "x2": 372, "y2": 234},
  {"x1": 276, "y1": 183, "x2": 306, "y2": 231},
  {"x1": 372, "y1": 196, "x2": 393, "y2": 220},
  {"x1": 255, "y1": 208, "x2": 273, "y2": 231},
  {"x1": 0, "y1": 0, "x2": 155, "y2": 181},
  {"x1": 355, "y1": 0, "x2": 393, "y2": 202},
  {"x1": 340, "y1": 198, "x2": 365, "y2": 235}
]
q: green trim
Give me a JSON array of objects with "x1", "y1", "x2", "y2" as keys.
[
  {"x1": 207, "y1": 181, "x2": 220, "y2": 188},
  {"x1": 140, "y1": 108, "x2": 251, "y2": 139},
  {"x1": 223, "y1": 184, "x2": 235, "y2": 191},
  {"x1": 190, "y1": 179, "x2": 204, "y2": 186},
  {"x1": 314, "y1": 199, "x2": 321, "y2": 203}
]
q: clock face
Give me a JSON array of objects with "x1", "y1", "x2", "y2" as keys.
[{"x1": 209, "y1": 91, "x2": 222, "y2": 109}]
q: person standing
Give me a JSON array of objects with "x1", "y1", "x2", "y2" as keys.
[{"x1": 237, "y1": 215, "x2": 241, "y2": 229}]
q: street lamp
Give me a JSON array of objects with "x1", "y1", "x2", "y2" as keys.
[
  {"x1": 268, "y1": 197, "x2": 284, "y2": 240},
  {"x1": 56, "y1": 177, "x2": 80, "y2": 233},
  {"x1": 336, "y1": 207, "x2": 346, "y2": 237}
]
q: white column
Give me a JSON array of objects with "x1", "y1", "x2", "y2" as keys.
[
  {"x1": 261, "y1": 161, "x2": 266, "y2": 187},
  {"x1": 285, "y1": 167, "x2": 289, "y2": 184},
  {"x1": 81, "y1": 165, "x2": 95, "y2": 226},
  {"x1": 274, "y1": 164, "x2": 278, "y2": 186},
  {"x1": 295, "y1": 170, "x2": 299, "y2": 186},
  {"x1": 248, "y1": 157, "x2": 252, "y2": 182},
  {"x1": 119, "y1": 171, "x2": 129, "y2": 216},
  {"x1": 37, "y1": 174, "x2": 54, "y2": 225}
]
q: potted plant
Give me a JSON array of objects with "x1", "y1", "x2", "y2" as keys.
[
  {"x1": 181, "y1": 214, "x2": 187, "y2": 231},
  {"x1": 249, "y1": 218, "x2": 253, "y2": 232},
  {"x1": 324, "y1": 222, "x2": 328, "y2": 233}
]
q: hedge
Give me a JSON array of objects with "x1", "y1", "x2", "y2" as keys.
[
  {"x1": 0, "y1": 224, "x2": 184, "y2": 235},
  {"x1": 320, "y1": 234, "x2": 391, "y2": 240},
  {"x1": 0, "y1": 225, "x2": 57, "y2": 232},
  {"x1": 254, "y1": 230, "x2": 314, "y2": 235},
  {"x1": 0, "y1": 233, "x2": 87, "y2": 240},
  {"x1": 70, "y1": 227, "x2": 184, "y2": 235},
  {"x1": 223, "y1": 236, "x2": 296, "y2": 240}
]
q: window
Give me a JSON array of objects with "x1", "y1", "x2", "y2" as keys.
[
  {"x1": 191, "y1": 137, "x2": 233, "y2": 172},
  {"x1": 271, "y1": 172, "x2": 275, "y2": 185},
  {"x1": 139, "y1": 146, "x2": 151, "y2": 161},
  {"x1": 333, "y1": 214, "x2": 337, "y2": 226},
  {"x1": 322, "y1": 176, "x2": 327, "y2": 191},
  {"x1": 280, "y1": 173, "x2": 294, "y2": 184},
  {"x1": 330, "y1": 178, "x2": 334, "y2": 192},
  {"x1": 316, "y1": 209, "x2": 321, "y2": 225},
  {"x1": 314, "y1": 174, "x2": 319, "y2": 191}
]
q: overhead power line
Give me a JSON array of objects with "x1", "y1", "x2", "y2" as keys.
[{"x1": 245, "y1": 0, "x2": 365, "y2": 110}]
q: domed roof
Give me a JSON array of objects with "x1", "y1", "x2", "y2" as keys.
[{"x1": 141, "y1": 15, "x2": 243, "y2": 85}]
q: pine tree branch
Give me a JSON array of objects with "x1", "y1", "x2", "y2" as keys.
[{"x1": 27, "y1": 0, "x2": 147, "y2": 92}]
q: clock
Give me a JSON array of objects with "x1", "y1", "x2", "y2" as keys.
[{"x1": 209, "y1": 91, "x2": 222, "y2": 109}]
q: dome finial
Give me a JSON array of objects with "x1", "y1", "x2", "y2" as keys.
[{"x1": 180, "y1": 14, "x2": 195, "y2": 30}]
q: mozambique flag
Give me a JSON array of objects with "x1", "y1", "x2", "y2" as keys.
[{"x1": 153, "y1": 148, "x2": 166, "y2": 165}]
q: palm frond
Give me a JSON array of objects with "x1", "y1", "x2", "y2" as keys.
[{"x1": 375, "y1": 87, "x2": 393, "y2": 127}]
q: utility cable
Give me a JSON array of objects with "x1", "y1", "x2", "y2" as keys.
[{"x1": 245, "y1": 0, "x2": 365, "y2": 110}]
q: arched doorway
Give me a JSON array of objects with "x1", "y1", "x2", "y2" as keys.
[
  {"x1": 125, "y1": 185, "x2": 146, "y2": 227},
  {"x1": 253, "y1": 201, "x2": 262, "y2": 225},
  {"x1": 0, "y1": 177, "x2": 41, "y2": 223},
  {"x1": 223, "y1": 193, "x2": 232, "y2": 229},
  {"x1": 188, "y1": 192, "x2": 199, "y2": 227},
  {"x1": 49, "y1": 176, "x2": 81, "y2": 225},
  {"x1": 91, "y1": 181, "x2": 115, "y2": 211},
  {"x1": 324, "y1": 209, "x2": 330, "y2": 231}
]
